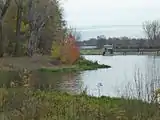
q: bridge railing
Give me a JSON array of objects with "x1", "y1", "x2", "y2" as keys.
[{"x1": 114, "y1": 48, "x2": 160, "y2": 52}]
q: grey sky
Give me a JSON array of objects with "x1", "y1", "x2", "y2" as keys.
[{"x1": 62, "y1": 0, "x2": 160, "y2": 39}]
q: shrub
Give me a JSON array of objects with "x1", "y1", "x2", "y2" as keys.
[{"x1": 51, "y1": 33, "x2": 80, "y2": 65}]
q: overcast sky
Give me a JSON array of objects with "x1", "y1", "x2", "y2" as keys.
[{"x1": 62, "y1": 0, "x2": 160, "y2": 39}]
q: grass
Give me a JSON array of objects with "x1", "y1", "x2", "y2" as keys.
[
  {"x1": 0, "y1": 65, "x2": 159, "y2": 120},
  {"x1": 39, "y1": 57, "x2": 111, "y2": 72},
  {"x1": 0, "y1": 88, "x2": 159, "y2": 120},
  {"x1": 0, "y1": 55, "x2": 54, "y2": 71},
  {"x1": 80, "y1": 48, "x2": 160, "y2": 56},
  {"x1": 0, "y1": 55, "x2": 110, "y2": 72},
  {"x1": 80, "y1": 49, "x2": 102, "y2": 55}
]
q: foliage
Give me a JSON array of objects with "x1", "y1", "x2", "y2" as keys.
[
  {"x1": 51, "y1": 34, "x2": 80, "y2": 65},
  {"x1": 0, "y1": 0, "x2": 65, "y2": 57},
  {"x1": 80, "y1": 49, "x2": 102, "y2": 55},
  {"x1": 66, "y1": 27, "x2": 81, "y2": 41},
  {"x1": 0, "y1": 68, "x2": 158, "y2": 120},
  {"x1": 0, "y1": 0, "x2": 12, "y2": 57},
  {"x1": 0, "y1": 87, "x2": 159, "y2": 120},
  {"x1": 96, "y1": 35, "x2": 107, "y2": 49},
  {"x1": 75, "y1": 56, "x2": 99, "y2": 66},
  {"x1": 51, "y1": 41, "x2": 61, "y2": 59},
  {"x1": 39, "y1": 57, "x2": 110, "y2": 72}
]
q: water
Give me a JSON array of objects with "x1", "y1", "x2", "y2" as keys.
[
  {"x1": 83, "y1": 55, "x2": 160, "y2": 97},
  {"x1": 1, "y1": 55, "x2": 160, "y2": 98}
]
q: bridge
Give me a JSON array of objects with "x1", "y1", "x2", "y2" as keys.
[{"x1": 105, "y1": 48, "x2": 160, "y2": 55}]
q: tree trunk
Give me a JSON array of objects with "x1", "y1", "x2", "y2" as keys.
[
  {"x1": 27, "y1": 31, "x2": 37, "y2": 57},
  {"x1": 0, "y1": 19, "x2": 4, "y2": 57},
  {"x1": 14, "y1": 7, "x2": 22, "y2": 56}
]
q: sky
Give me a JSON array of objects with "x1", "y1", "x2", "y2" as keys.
[{"x1": 62, "y1": 0, "x2": 160, "y2": 40}]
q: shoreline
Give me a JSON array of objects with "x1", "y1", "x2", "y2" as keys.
[
  {"x1": 39, "y1": 64, "x2": 111, "y2": 72},
  {"x1": 2, "y1": 88, "x2": 159, "y2": 119},
  {"x1": 81, "y1": 49, "x2": 160, "y2": 56},
  {"x1": 0, "y1": 55, "x2": 111, "y2": 72},
  {"x1": 39, "y1": 57, "x2": 111, "y2": 72}
]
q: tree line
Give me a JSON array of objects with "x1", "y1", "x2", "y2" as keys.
[
  {"x1": 0, "y1": 0, "x2": 66, "y2": 57},
  {"x1": 77, "y1": 20, "x2": 160, "y2": 49}
]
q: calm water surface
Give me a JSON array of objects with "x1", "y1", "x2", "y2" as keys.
[
  {"x1": 83, "y1": 55, "x2": 160, "y2": 97},
  {"x1": 1, "y1": 55, "x2": 160, "y2": 97}
]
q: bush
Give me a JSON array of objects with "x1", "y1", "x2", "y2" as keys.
[
  {"x1": 75, "y1": 56, "x2": 98, "y2": 66},
  {"x1": 0, "y1": 88, "x2": 159, "y2": 120},
  {"x1": 51, "y1": 34, "x2": 80, "y2": 65}
]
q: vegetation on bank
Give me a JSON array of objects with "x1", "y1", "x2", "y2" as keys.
[
  {"x1": 0, "y1": 58, "x2": 159, "y2": 120},
  {"x1": 0, "y1": 0, "x2": 65, "y2": 57},
  {"x1": 39, "y1": 56, "x2": 111, "y2": 72},
  {"x1": 80, "y1": 48, "x2": 160, "y2": 56},
  {"x1": 0, "y1": 88, "x2": 159, "y2": 120},
  {"x1": 0, "y1": 55, "x2": 110, "y2": 72},
  {"x1": 80, "y1": 49, "x2": 102, "y2": 55},
  {"x1": 1, "y1": 1, "x2": 159, "y2": 120},
  {"x1": 0, "y1": 0, "x2": 111, "y2": 72}
]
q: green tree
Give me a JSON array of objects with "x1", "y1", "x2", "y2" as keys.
[
  {"x1": 26, "y1": 0, "x2": 65, "y2": 56},
  {"x1": 96, "y1": 35, "x2": 107, "y2": 49},
  {"x1": 14, "y1": 0, "x2": 24, "y2": 56},
  {"x1": 0, "y1": 0, "x2": 64, "y2": 57},
  {"x1": 0, "y1": 0, "x2": 12, "y2": 57}
]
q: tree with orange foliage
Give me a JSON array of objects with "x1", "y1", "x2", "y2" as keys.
[
  {"x1": 67, "y1": 34, "x2": 80, "y2": 64},
  {"x1": 51, "y1": 33, "x2": 80, "y2": 65}
]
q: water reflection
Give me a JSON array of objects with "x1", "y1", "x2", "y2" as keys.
[
  {"x1": 0, "y1": 71, "x2": 83, "y2": 94},
  {"x1": 30, "y1": 71, "x2": 84, "y2": 94},
  {"x1": 0, "y1": 55, "x2": 160, "y2": 98},
  {"x1": 82, "y1": 55, "x2": 160, "y2": 99}
]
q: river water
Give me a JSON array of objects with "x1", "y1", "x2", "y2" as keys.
[
  {"x1": 82, "y1": 55, "x2": 160, "y2": 97},
  {"x1": 1, "y1": 55, "x2": 160, "y2": 98}
]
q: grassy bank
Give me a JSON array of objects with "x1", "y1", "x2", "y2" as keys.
[
  {"x1": 80, "y1": 49, "x2": 102, "y2": 55},
  {"x1": 0, "y1": 55, "x2": 110, "y2": 72},
  {"x1": 80, "y1": 49, "x2": 160, "y2": 56},
  {"x1": 39, "y1": 57, "x2": 111, "y2": 72},
  {"x1": 1, "y1": 88, "x2": 159, "y2": 120}
]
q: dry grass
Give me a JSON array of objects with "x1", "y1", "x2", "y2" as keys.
[{"x1": 0, "y1": 55, "x2": 56, "y2": 71}]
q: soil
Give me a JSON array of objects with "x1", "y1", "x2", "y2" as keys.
[{"x1": 0, "y1": 55, "x2": 58, "y2": 71}]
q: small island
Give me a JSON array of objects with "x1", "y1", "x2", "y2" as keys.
[{"x1": 39, "y1": 56, "x2": 111, "y2": 72}]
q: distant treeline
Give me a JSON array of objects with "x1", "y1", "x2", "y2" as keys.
[
  {"x1": 76, "y1": 36, "x2": 160, "y2": 49},
  {"x1": 77, "y1": 20, "x2": 160, "y2": 49}
]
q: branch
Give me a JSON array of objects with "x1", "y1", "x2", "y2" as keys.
[
  {"x1": 15, "y1": 0, "x2": 23, "y2": 8},
  {"x1": 1, "y1": 0, "x2": 11, "y2": 18},
  {"x1": 28, "y1": 0, "x2": 52, "y2": 32}
]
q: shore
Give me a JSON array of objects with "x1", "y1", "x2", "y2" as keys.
[
  {"x1": 80, "y1": 49, "x2": 160, "y2": 56},
  {"x1": 0, "y1": 55, "x2": 111, "y2": 72},
  {"x1": 0, "y1": 55, "x2": 159, "y2": 120},
  {"x1": 1, "y1": 88, "x2": 159, "y2": 120},
  {"x1": 80, "y1": 49, "x2": 102, "y2": 55}
]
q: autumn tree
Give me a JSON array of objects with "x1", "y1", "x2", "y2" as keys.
[
  {"x1": 67, "y1": 27, "x2": 81, "y2": 41},
  {"x1": 0, "y1": 0, "x2": 11, "y2": 57},
  {"x1": 51, "y1": 29, "x2": 80, "y2": 65},
  {"x1": 3, "y1": 0, "x2": 28, "y2": 56},
  {"x1": 26, "y1": 0, "x2": 62, "y2": 56},
  {"x1": 38, "y1": 0, "x2": 65, "y2": 54},
  {"x1": 0, "y1": 0, "x2": 64, "y2": 57}
]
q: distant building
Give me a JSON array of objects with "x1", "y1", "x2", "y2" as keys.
[{"x1": 102, "y1": 44, "x2": 114, "y2": 55}]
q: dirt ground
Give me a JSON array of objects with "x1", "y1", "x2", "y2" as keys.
[{"x1": 0, "y1": 55, "x2": 56, "y2": 71}]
